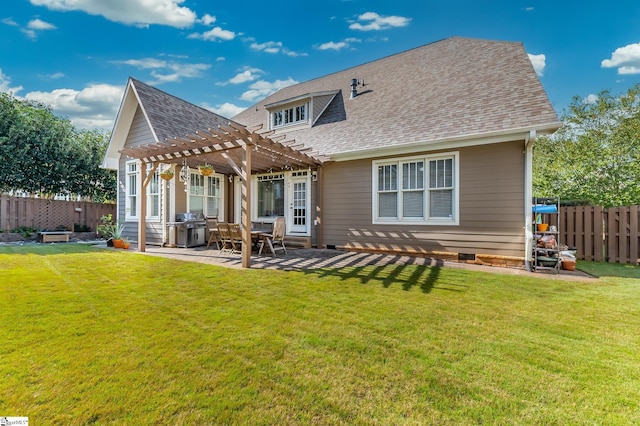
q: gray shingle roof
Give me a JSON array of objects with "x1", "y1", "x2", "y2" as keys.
[
  {"x1": 131, "y1": 77, "x2": 231, "y2": 142},
  {"x1": 232, "y1": 37, "x2": 559, "y2": 157}
]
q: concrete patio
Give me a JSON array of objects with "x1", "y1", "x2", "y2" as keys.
[{"x1": 134, "y1": 244, "x2": 595, "y2": 282}]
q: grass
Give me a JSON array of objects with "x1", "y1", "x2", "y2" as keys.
[{"x1": 1, "y1": 244, "x2": 639, "y2": 425}]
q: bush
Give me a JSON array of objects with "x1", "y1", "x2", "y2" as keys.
[
  {"x1": 97, "y1": 214, "x2": 117, "y2": 239},
  {"x1": 11, "y1": 226, "x2": 40, "y2": 238},
  {"x1": 74, "y1": 223, "x2": 92, "y2": 232}
]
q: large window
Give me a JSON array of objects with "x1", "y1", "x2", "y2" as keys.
[
  {"x1": 257, "y1": 174, "x2": 285, "y2": 217},
  {"x1": 126, "y1": 161, "x2": 138, "y2": 219},
  {"x1": 189, "y1": 173, "x2": 222, "y2": 218},
  {"x1": 373, "y1": 153, "x2": 458, "y2": 225},
  {"x1": 125, "y1": 161, "x2": 161, "y2": 221},
  {"x1": 271, "y1": 103, "x2": 307, "y2": 128},
  {"x1": 147, "y1": 164, "x2": 160, "y2": 219}
]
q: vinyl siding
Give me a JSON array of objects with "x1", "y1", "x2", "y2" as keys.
[
  {"x1": 321, "y1": 140, "x2": 527, "y2": 258},
  {"x1": 118, "y1": 106, "x2": 164, "y2": 245}
]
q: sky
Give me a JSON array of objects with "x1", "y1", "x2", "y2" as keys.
[{"x1": 1, "y1": 0, "x2": 640, "y2": 132}]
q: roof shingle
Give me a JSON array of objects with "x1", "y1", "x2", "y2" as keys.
[{"x1": 232, "y1": 37, "x2": 559, "y2": 156}]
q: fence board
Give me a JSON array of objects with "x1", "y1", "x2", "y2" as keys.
[
  {"x1": 0, "y1": 196, "x2": 115, "y2": 233},
  {"x1": 560, "y1": 205, "x2": 638, "y2": 264}
]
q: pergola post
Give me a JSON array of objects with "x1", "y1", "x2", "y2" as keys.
[
  {"x1": 241, "y1": 145, "x2": 252, "y2": 268},
  {"x1": 138, "y1": 160, "x2": 147, "y2": 252}
]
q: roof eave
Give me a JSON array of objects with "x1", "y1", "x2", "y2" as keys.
[{"x1": 330, "y1": 121, "x2": 563, "y2": 162}]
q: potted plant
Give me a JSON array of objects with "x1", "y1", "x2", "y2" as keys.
[
  {"x1": 97, "y1": 214, "x2": 117, "y2": 247},
  {"x1": 160, "y1": 167, "x2": 175, "y2": 180},
  {"x1": 122, "y1": 237, "x2": 131, "y2": 250},
  {"x1": 111, "y1": 224, "x2": 126, "y2": 248},
  {"x1": 198, "y1": 164, "x2": 214, "y2": 176}
]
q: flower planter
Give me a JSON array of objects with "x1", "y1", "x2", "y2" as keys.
[
  {"x1": 198, "y1": 165, "x2": 214, "y2": 176},
  {"x1": 160, "y1": 172, "x2": 174, "y2": 181},
  {"x1": 113, "y1": 239, "x2": 125, "y2": 248}
]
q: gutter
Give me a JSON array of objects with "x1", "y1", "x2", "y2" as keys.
[{"x1": 524, "y1": 130, "x2": 536, "y2": 272}]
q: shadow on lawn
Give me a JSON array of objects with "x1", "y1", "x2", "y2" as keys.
[{"x1": 302, "y1": 255, "x2": 457, "y2": 294}]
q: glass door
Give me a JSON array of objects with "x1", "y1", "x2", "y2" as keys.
[{"x1": 288, "y1": 173, "x2": 309, "y2": 234}]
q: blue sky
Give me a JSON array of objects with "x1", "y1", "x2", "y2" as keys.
[{"x1": 1, "y1": 0, "x2": 639, "y2": 131}]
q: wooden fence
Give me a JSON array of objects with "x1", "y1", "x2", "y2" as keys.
[
  {"x1": 0, "y1": 196, "x2": 116, "y2": 233},
  {"x1": 560, "y1": 205, "x2": 640, "y2": 264}
]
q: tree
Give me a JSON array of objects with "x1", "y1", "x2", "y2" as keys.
[
  {"x1": 533, "y1": 84, "x2": 640, "y2": 207},
  {"x1": 0, "y1": 92, "x2": 116, "y2": 201}
]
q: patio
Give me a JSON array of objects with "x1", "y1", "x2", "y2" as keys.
[{"x1": 133, "y1": 244, "x2": 594, "y2": 281}]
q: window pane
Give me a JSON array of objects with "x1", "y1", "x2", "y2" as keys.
[
  {"x1": 430, "y1": 190, "x2": 453, "y2": 218},
  {"x1": 403, "y1": 161, "x2": 424, "y2": 190},
  {"x1": 403, "y1": 191, "x2": 424, "y2": 218},
  {"x1": 429, "y1": 158, "x2": 453, "y2": 189},
  {"x1": 379, "y1": 192, "x2": 397, "y2": 218},
  {"x1": 258, "y1": 179, "x2": 285, "y2": 217}
]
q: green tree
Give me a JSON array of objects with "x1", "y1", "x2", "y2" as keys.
[
  {"x1": 534, "y1": 84, "x2": 640, "y2": 207},
  {"x1": 0, "y1": 92, "x2": 116, "y2": 201}
]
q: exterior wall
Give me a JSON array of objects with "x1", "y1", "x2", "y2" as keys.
[
  {"x1": 117, "y1": 106, "x2": 164, "y2": 245},
  {"x1": 321, "y1": 140, "x2": 527, "y2": 259}
]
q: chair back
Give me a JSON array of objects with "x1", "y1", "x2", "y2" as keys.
[
  {"x1": 228, "y1": 223, "x2": 242, "y2": 241},
  {"x1": 206, "y1": 217, "x2": 218, "y2": 230},
  {"x1": 273, "y1": 217, "x2": 286, "y2": 240},
  {"x1": 217, "y1": 222, "x2": 230, "y2": 240}
]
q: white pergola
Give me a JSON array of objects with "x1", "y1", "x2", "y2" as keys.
[{"x1": 119, "y1": 122, "x2": 327, "y2": 268}]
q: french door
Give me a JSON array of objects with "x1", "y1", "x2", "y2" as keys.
[{"x1": 288, "y1": 173, "x2": 309, "y2": 234}]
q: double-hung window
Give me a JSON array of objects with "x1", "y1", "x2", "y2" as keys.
[
  {"x1": 125, "y1": 161, "x2": 138, "y2": 219},
  {"x1": 147, "y1": 164, "x2": 160, "y2": 220},
  {"x1": 373, "y1": 153, "x2": 458, "y2": 225},
  {"x1": 189, "y1": 173, "x2": 223, "y2": 218}
]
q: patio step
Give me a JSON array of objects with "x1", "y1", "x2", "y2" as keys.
[{"x1": 284, "y1": 235, "x2": 312, "y2": 249}]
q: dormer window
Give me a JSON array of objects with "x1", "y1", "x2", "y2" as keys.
[{"x1": 271, "y1": 103, "x2": 307, "y2": 128}]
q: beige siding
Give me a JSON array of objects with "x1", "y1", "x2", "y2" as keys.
[{"x1": 321, "y1": 141, "x2": 527, "y2": 259}]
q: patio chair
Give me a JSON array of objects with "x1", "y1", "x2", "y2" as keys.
[
  {"x1": 206, "y1": 217, "x2": 220, "y2": 249},
  {"x1": 258, "y1": 216, "x2": 287, "y2": 257},
  {"x1": 217, "y1": 223, "x2": 232, "y2": 253},
  {"x1": 228, "y1": 223, "x2": 243, "y2": 254}
]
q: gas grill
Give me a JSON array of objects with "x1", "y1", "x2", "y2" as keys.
[{"x1": 168, "y1": 212, "x2": 206, "y2": 247}]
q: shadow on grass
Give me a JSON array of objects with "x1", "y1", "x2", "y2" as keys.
[{"x1": 302, "y1": 256, "x2": 465, "y2": 294}]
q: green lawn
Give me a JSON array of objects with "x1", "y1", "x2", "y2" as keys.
[{"x1": 1, "y1": 244, "x2": 639, "y2": 425}]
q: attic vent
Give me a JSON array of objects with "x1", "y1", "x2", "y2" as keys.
[{"x1": 350, "y1": 79, "x2": 358, "y2": 99}]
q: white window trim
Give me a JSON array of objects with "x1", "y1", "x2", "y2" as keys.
[
  {"x1": 270, "y1": 101, "x2": 309, "y2": 130},
  {"x1": 125, "y1": 160, "x2": 138, "y2": 221},
  {"x1": 187, "y1": 171, "x2": 225, "y2": 220},
  {"x1": 145, "y1": 163, "x2": 161, "y2": 223},
  {"x1": 372, "y1": 152, "x2": 460, "y2": 226}
]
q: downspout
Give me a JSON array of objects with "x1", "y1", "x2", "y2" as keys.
[{"x1": 524, "y1": 130, "x2": 536, "y2": 271}]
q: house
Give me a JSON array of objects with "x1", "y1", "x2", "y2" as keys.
[{"x1": 102, "y1": 37, "x2": 560, "y2": 268}]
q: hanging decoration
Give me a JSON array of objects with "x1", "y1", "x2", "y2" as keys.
[
  {"x1": 179, "y1": 159, "x2": 189, "y2": 192},
  {"x1": 198, "y1": 164, "x2": 215, "y2": 176}
]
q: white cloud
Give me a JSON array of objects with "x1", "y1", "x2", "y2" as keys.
[
  {"x1": 21, "y1": 29, "x2": 37, "y2": 39},
  {"x1": 28, "y1": 18, "x2": 56, "y2": 30},
  {"x1": 601, "y1": 43, "x2": 640, "y2": 75},
  {"x1": 188, "y1": 26, "x2": 235, "y2": 41},
  {"x1": 2, "y1": 18, "x2": 19, "y2": 26},
  {"x1": 112, "y1": 57, "x2": 210, "y2": 84},
  {"x1": 528, "y1": 53, "x2": 546, "y2": 77},
  {"x1": 216, "y1": 57, "x2": 225, "y2": 62},
  {"x1": 30, "y1": 0, "x2": 197, "y2": 28},
  {"x1": 318, "y1": 37, "x2": 361, "y2": 51},
  {"x1": 524, "y1": 7, "x2": 534, "y2": 12},
  {"x1": 198, "y1": 13, "x2": 216, "y2": 25},
  {"x1": 202, "y1": 102, "x2": 246, "y2": 118},
  {"x1": 24, "y1": 83, "x2": 124, "y2": 130},
  {"x1": 584, "y1": 94, "x2": 599, "y2": 104},
  {"x1": 250, "y1": 41, "x2": 307, "y2": 57},
  {"x1": 349, "y1": 12, "x2": 411, "y2": 31},
  {"x1": 318, "y1": 41, "x2": 348, "y2": 51},
  {"x1": 0, "y1": 69, "x2": 23, "y2": 94},
  {"x1": 240, "y1": 78, "x2": 298, "y2": 102},
  {"x1": 228, "y1": 67, "x2": 264, "y2": 85}
]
